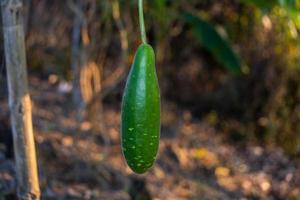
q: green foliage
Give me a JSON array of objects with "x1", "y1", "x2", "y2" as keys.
[
  {"x1": 243, "y1": 0, "x2": 300, "y2": 29},
  {"x1": 182, "y1": 13, "x2": 247, "y2": 75},
  {"x1": 242, "y1": 0, "x2": 278, "y2": 10}
]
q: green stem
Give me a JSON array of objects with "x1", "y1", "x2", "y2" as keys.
[{"x1": 138, "y1": 0, "x2": 147, "y2": 44}]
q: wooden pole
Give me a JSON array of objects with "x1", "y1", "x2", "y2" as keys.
[
  {"x1": 70, "y1": 0, "x2": 85, "y2": 109},
  {"x1": 1, "y1": 0, "x2": 40, "y2": 199}
]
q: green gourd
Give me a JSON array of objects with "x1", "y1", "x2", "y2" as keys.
[{"x1": 121, "y1": 0, "x2": 160, "y2": 174}]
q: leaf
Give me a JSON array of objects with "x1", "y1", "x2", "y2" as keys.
[
  {"x1": 182, "y1": 13, "x2": 247, "y2": 75},
  {"x1": 215, "y1": 167, "x2": 230, "y2": 178}
]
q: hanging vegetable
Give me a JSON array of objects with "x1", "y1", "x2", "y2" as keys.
[{"x1": 121, "y1": 0, "x2": 161, "y2": 174}]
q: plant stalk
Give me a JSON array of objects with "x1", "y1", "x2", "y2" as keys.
[{"x1": 138, "y1": 0, "x2": 147, "y2": 44}]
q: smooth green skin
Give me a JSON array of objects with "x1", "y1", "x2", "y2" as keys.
[{"x1": 121, "y1": 43, "x2": 160, "y2": 174}]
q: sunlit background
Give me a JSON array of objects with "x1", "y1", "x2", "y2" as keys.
[{"x1": 0, "y1": 0, "x2": 300, "y2": 199}]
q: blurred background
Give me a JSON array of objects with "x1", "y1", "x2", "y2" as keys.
[{"x1": 0, "y1": 0, "x2": 300, "y2": 199}]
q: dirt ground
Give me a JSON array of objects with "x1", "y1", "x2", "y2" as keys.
[{"x1": 0, "y1": 77, "x2": 300, "y2": 200}]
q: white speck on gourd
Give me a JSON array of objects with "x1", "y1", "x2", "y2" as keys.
[{"x1": 146, "y1": 163, "x2": 152, "y2": 167}]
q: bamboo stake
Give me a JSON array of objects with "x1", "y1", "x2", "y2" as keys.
[{"x1": 1, "y1": 0, "x2": 40, "y2": 199}]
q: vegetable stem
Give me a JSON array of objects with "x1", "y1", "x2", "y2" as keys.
[{"x1": 139, "y1": 0, "x2": 147, "y2": 44}]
